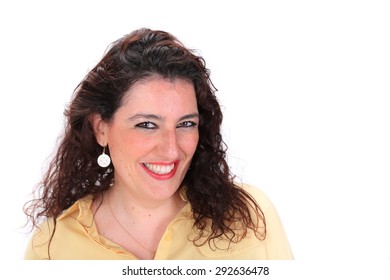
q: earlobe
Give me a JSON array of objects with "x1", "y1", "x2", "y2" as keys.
[{"x1": 90, "y1": 114, "x2": 108, "y2": 146}]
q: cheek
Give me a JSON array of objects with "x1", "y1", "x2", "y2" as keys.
[
  {"x1": 181, "y1": 132, "x2": 199, "y2": 156},
  {"x1": 108, "y1": 129, "x2": 153, "y2": 161}
]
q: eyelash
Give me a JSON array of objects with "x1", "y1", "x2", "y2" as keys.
[
  {"x1": 135, "y1": 122, "x2": 157, "y2": 129},
  {"x1": 177, "y1": 121, "x2": 197, "y2": 128},
  {"x1": 135, "y1": 121, "x2": 198, "y2": 130}
]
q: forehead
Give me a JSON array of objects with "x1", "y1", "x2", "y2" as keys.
[{"x1": 118, "y1": 77, "x2": 197, "y2": 114}]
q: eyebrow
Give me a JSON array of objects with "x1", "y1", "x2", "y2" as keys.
[{"x1": 127, "y1": 113, "x2": 199, "y2": 122}]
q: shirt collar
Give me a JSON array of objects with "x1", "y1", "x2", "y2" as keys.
[{"x1": 58, "y1": 187, "x2": 191, "y2": 224}]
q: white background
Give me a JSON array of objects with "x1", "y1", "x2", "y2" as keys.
[{"x1": 1, "y1": 0, "x2": 389, "y2": 263}]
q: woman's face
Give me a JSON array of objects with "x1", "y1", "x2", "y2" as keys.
[{"x1": 101, "y1": 77, "x2": 199, "y2": 204}]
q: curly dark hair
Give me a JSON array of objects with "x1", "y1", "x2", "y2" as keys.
[{"x1": 24, "y1": 28, "x2": 266, "y2": 253}]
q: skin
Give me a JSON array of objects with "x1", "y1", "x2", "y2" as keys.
[{"x1": 91, "y1": 77, "x2": 199, "y2": 259}]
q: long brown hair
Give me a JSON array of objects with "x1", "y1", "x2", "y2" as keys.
[{"x1": 24, "y1": 28, "x2": 266, "y2": 252}]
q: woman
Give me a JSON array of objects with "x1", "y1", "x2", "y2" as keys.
[{"x1": 24, "y1": 28, "x2": 292, "y2": 260}]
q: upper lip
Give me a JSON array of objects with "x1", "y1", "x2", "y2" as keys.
[{"x1": 144, "y1": 161, "x2": 178, "y2": 165}]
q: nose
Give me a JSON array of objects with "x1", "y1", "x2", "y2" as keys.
[{"x1": 157, "y1": 128, "x2": 180, "y2": 160}]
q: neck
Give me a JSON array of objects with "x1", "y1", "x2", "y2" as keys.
[{"x1": 107, "y1": 183, "x2": 185, "y2": 222}]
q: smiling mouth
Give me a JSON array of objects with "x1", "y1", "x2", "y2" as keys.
[{"x1": 143, "y1": 163, "x2": 175, "y2": 175}]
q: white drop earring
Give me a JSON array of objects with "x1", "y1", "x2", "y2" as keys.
[{"x1": 97, "y1": 146, "x2": 111, "y2": 168}]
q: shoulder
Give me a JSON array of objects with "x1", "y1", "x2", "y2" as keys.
[
  {"x1": 235, "y1": 182, "x2": 284, "y2": 225},
  {"x1": 24, "y1": 217, "x2": 55, "y2": 259},
  {"x1": 235, "y1": 182, "x2": 294, "y2": 259},
  {"x1": 235, "y1": 182, "x2": 276, "y2": 212},
  {"x1": 24, "y1": 195, "x2": 94, "y2": 260}
]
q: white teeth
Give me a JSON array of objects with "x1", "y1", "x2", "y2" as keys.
[{"x1": 144, "y1": 163, "x2": 175, "y2": 175}]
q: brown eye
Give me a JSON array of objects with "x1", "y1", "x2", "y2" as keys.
[
  {"x1": 136, "y1": 122, "x2": 157, "y2": 129},
  {"x1": 177, "y1": 121, "x2": 197, "y2": 128}
]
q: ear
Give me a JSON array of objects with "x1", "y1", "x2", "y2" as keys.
[{"x1": 90, "y1": 114, "x2": 109, "y2": 147}]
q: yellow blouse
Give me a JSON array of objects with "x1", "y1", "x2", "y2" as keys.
[{"x1": 24, "y1": 184, "x2": 293, "y2": 260}]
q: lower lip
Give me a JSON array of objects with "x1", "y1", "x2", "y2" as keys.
[{"x1": 141, "y1": 161, "x2": 179, "y2": 180}]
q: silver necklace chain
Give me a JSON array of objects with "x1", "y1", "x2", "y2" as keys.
[{"x1": 107, "y1": 195, "x2": 156, "y2": 256}]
